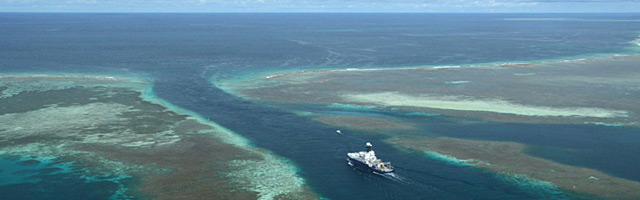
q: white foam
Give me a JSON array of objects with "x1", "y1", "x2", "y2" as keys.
[
  {"x1": 513, "y1": 73, "x2": 536, "y2": 76},
  {"x1": 287, "y1": 39, "x2": 311, "y2": 46},
  {"x1": 630, "y1": 37, "x2": 640, "y2": 47},
  {"x1": 424, "y1": 151, "x2": 476, "y2": 166},
  {"x1": 445, "y1": 81, "x2": 471, "y2": 84},
  {"x1": 584, "y1": 122, "x2": 630, "y2": 127}
]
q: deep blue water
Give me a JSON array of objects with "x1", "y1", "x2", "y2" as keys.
[{"x1": 1, "y1": 13, "x2": 640, "y2": 199}]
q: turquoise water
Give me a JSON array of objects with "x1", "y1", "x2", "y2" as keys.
[
  {"x1": 1, "y1": 13, "x2": 640, "y2": 199},
  {"x1": 0, "y1": 156, "x2": 128, "y2": 199}
]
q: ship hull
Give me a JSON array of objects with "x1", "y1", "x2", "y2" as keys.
[{"x1": 347, "y1": 157, "x2": 394, "y2": 174}]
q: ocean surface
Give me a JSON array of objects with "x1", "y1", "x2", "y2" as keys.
[{"x1": 2, "y1": 13, "x2": 640, "y2": 199}]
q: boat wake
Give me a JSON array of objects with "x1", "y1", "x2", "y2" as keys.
[
  {"x1": 348, "y1": 159, "x2": 409, "y2": 184},
  {"x1": 376, "y1": 172, "x2": 409, "y2": 184}
]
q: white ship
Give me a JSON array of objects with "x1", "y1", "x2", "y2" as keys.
[{"x1": 347, "y1": 142, "x2": 394, "y2": 174}]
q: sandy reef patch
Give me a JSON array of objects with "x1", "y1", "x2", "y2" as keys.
[
  {"x1": 389, "y1": 137, "x2": 640, "y2": 200},
  {"x1": 0, "y1": 74, "x2": 318, "y2": 200},
  {"x1": 216, "y1": 55, "x2": 640, "y2": 126},
  {"x1": 342, "y1": 92, "x2": 628, "y2": 118}
]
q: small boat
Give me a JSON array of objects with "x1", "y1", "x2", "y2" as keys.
[{"x1": 347, "y1": 142, "x2": 394, "y2": 174}]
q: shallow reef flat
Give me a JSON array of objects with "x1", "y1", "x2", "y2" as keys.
[
  {"x1": 214, "y1": 54, "x2": 640, "y2": 199},
  {"x1": 218, "y1": 55, "x2": 640, "y2": 127},
  {"x1": 388, "y1": 137, "x2": 640, "y2": 200},
  {"x1": 0, "y1": 74, "x2": 318, "y2": 200}
]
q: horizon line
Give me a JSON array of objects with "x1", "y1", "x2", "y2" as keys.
[{"x1": 2, "y1": 11, "x2": 640, "y2": 14}]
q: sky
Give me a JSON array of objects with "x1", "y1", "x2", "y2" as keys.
[{"x1": 0, "y1": 0, "x2": 639, "y2": 13}]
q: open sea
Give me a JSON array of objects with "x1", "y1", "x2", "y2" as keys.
[{"x1": 1, "y1": 13, "x2": 640, "y2": 199}]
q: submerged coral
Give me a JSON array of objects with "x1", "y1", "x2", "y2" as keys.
[{"x1": 0, "y1": 74, "x2": 318, "y2": 200}]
